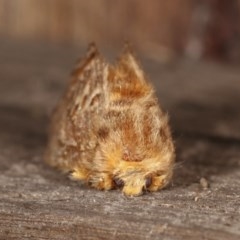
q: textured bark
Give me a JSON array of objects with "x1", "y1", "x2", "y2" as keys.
[{"x1": 0, "y1": 40, "x2": 239, "y2": 240}]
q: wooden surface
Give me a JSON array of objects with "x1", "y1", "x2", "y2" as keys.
[
  {"x1": 0, "y1": 0, "x2": 191, "y2": 52},
  {"x1": 0, "y1": 40, "x2": 240, "y2": 240}
]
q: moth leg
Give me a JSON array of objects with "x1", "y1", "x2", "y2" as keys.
[
  {"x1": 147, "y1": 173, "x2": 171, "y2": 192},
  {"x1": 122, "y1": 179, "x2": 145, "y2": 197},
  {"x1": 70, "y1": 167, "x2": 89, "y2": 181},
  {"x1": 88, "y1": 173, "x2": 113, "y2": 191}
]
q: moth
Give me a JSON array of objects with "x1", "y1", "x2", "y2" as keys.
[{"x1": 45, "y1": 44, "x2": 175, "y2": 196}]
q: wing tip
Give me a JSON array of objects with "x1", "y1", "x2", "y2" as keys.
[{"x1": 71, "y1": 42, "x2": 104, "y2": 76}]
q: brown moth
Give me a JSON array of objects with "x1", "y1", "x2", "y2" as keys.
[{"x1": 45, "y1": 44, "x2": 175, "y2": 196}]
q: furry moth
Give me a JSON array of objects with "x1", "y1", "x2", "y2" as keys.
[{"x1": 45, "y1": 44, "x2": 175, "y2": 196}]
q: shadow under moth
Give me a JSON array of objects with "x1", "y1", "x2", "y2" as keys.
[{"x1": 45, "y1": 44, "x2": 175, "y2": 196}]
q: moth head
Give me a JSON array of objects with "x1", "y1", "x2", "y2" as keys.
[{"x1": 98, "y1": 108, "x2": 175, "y2": 196}]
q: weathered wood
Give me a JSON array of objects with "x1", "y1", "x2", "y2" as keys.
[{"x1": 0, "y1": 40, "x2": 240, "y2": 240}]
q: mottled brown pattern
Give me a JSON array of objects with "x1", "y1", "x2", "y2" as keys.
[
  {"x1": 45, "y1": 44, "x2": 175, "y2": 196},
  {"x1": 97, "y1": 127, "x2": 110, "y2": 140}
]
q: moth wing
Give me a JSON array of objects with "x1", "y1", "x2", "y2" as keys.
[
  {"x1": 46, "y1": 44, "x2": 108, "y2": 168},
  {"x1": 68, "y1": 45, "x2": 108, "y2": 114}
]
